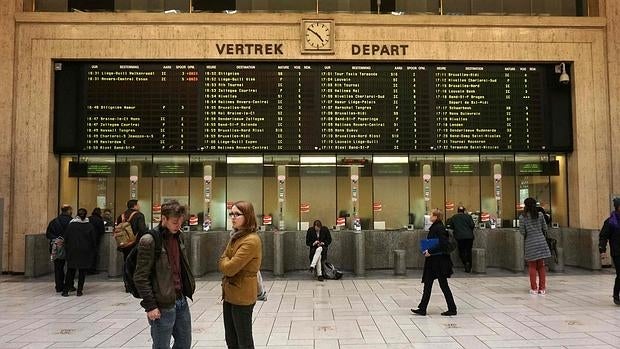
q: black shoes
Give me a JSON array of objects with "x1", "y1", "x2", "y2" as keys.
[
  {"x1": 77, "y1": 291, "x2": 83, "y2": 297},
  {"x1": 411, "y1": 308, "x2": 426, "y2": 316},
  {"x1": 464, "y1": 263, "x2": 472, "y2": 273},
  {"x1": 613, "y1": 298, "x2": 620, "y2": 306},
  {"x1": 441, "y1": 310, "x2": 457, "y2": 316},
  {"x1": 318, "y1": 276, "x2": 324, "y2": 282},
  {"x1": 309, "y1": 266, "x2": 315, "y2": 273},
  {"x1": 61, "y1": 292, "x2": 69, "y2": 297},
  {"x1": 69, "y1": 286, "x2": 77, "y2": 292}
]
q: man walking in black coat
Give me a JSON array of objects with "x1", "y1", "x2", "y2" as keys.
[
  {"x1": 46, "y1": 204, "x2": 74, "y2": 293},
  {"x1": 62, "y1": 208, "x2": 97, "y2": 297},
  {"x1": 599, "y1": 197, "x2": 620, "y2": 305}
]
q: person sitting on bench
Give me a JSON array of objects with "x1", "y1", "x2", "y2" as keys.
[{"x1": 306, "y1": 220, "x2": 332, "y2": 282}]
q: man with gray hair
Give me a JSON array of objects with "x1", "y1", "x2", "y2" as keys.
[{"x1": 446, "y1": 206, "x2": 475, "y2": 273}]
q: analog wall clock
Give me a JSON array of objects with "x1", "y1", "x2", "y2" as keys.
[{"x1": 301, "y1": 19, "x2": 334, "y2": 54}]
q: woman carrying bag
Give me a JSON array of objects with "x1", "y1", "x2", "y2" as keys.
[{"x1": 520, "y1": 197, "x2": 551, "y2": 295}]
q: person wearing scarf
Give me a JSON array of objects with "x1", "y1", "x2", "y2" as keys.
[
  {"x1": 599, "y1": 197, "x2": 620, "y2": 305},
  {"x1": 219, "y1": 201, "x2": 262, "y2": 348}
]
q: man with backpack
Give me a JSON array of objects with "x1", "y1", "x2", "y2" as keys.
[
  {"x1": 116, "y1": 199, "x2": 147, "y2": 292},
  {"x1": 46, "y1": 204, "x2": 75, "y2": 293},
  {"x1": 132, "y1": 200, "x2": 195, "y2": 349}
]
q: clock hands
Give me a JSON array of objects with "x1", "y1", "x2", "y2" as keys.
[{"x1": 307, "y1": 28, "x2": 325, "y2": 43}]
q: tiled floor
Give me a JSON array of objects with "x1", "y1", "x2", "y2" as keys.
[{"x1": 1, "y1": 268, "x2": 619, "y2": 348}]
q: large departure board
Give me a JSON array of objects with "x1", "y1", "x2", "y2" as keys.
[{"x1": 53, "y1": 61, "x2": 572, "y2": 153}]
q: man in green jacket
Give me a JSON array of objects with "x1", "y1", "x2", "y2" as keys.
[
  {"x1": 133, "y1": 200, "x2": 196, "y2": 349},
  {"x1": 447, "y1": 206, "x2": 476, "y2": 273}
]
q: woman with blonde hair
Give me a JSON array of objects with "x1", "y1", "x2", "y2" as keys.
[
  {"x1": 218, "y1": 201, "x2": 262, "y2": 348},
  {"x1": 520, "y1": 197, "x2": 551, "y2": 295}
]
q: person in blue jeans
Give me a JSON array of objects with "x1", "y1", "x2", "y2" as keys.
[{"x1": 133, "y1": 200, "x2": 196, "y2": 348}]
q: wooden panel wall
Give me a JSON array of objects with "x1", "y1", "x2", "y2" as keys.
[{"x1": 3, "y1": 11, "x2": 613, "y2": 272}]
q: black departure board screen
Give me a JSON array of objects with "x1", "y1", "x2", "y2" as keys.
[{"x1": 53, "y1": 61, "x2": 572, "y2": 153}]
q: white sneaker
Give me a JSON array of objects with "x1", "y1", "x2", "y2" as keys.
[
  {"x1": 539, "y1": 289, "x2": 546, "y2": 296},
  {"x1": 529, "y1": 289, "x2": 538, "y2": 295}
]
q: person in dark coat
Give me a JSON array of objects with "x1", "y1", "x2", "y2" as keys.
[
  {"x1": 62, "y1": 208, "x2": 97, "y2": 297},
  {"x1": 447, "y1": 206, "x2": 476, "y2": 272},
  {"x1": 88, "y1": 207, "x2": 105, "y2": 274},
  {"x1": 305, "y1": 220, "x2": 332, "y2": 281},
  {"x1": 599, "y1": 197, "x2": 620, "y2": 305},
  {"x1": 46, "y1": 204, "x2": 73, "y2": 293},
  {"x1": 412, "y1": 209, "x2": 457, "y2": 316}
]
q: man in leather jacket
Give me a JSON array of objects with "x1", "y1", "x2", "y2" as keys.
[{"x1": 133, "y1": 200, "x2": 196, "y2": 348}]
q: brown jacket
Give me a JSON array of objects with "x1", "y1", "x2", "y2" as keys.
[{"x1": 218, "y1": 231, "x2": 262, "y2": 305}]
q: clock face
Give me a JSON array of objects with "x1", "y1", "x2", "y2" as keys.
[{"x1": 302, "y1": 20, "x2": 334, "y2": 53}]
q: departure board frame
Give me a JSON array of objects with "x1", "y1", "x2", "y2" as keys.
[{"x1": 53, "y1": 60, "x2": 573, "y2": 154}]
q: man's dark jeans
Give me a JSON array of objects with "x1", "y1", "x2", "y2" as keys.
[{"x1": 148, "y1": 296, "x2": 192, "y2": 349}]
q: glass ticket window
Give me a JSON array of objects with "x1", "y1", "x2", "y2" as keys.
[
  {"x1": 115, "y1": 155, "x2": 153, "y2": 227},
  {"x1": 76, "y1": 155, "x2": 116, "y2": 215},
  {"x1": 396, "y1": 0, "x2": 440, "y2": 15},
  {"x1": 445, "y1": 154, "x2": 481, "y2": 225},
  {"x1": 152, "y1": 155, "x2": 189, "y2": 227},
  {"x1": 337, "y1": 155, "x2": 371, "y2": 230},
  {"x1": 373, "y1": 155, "x2": 409, "y2": 229},
  {"x1": 226, "y1": 156, "x2": 263, "y2": 231},
  {"x1": 515, "y1": 153, "x2": 552, "y2": 224},
  {"x1": 189, "y1": 155, "x2": 226, "y2": 231},
  {"x1": 409, "y1": 154, "x2": 445, "y2": 229},
  {"x1": 263, "y1": 155, "x2": 300, "y2": 231},
  {"x1": 480, "y1": 154, "x2": 516, "y2": 227},
  {"x1": 550, "y1": 154, "x2": 568, "y2": 227},
  {"x1": 300, "y1": 155, "x2": 336, "y2": 231}
]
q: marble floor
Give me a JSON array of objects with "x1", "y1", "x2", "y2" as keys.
[{"x1": 1, "y1": 268, "x2": 619, "y2": 349}]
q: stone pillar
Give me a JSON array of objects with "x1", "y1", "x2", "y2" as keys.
[
  {"x1": 353, "y1": 230, "x2": 365, "y2": 276},
  {"x1": 273, "y1": 230, "x2": 284, "y2": 276},
  {"x1": 393, "y1": 249, "x2": 406, "y2": 275}
]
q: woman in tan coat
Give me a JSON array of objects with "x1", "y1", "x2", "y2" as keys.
[{"x1": 218, "y1": 201, "x2": 262, "y2": 349}]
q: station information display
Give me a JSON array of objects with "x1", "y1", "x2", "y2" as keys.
[{"x1": 53, "y1": 61, "x2": 572, "y2": 153}]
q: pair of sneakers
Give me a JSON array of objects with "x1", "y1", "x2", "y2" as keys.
[{"x1": 529, "y1": 289, "x2": 546, "y2": 296}]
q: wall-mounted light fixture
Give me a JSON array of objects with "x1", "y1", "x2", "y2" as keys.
[{"x1": 555, "y1": 62, "x2": 570, "y2": 85}]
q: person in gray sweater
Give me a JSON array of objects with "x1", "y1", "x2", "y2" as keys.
[{"x1": 519, "y1": 197, "x2": 551, "y2": 296}]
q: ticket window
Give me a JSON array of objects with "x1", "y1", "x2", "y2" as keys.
[
  {"x1": 515, "y1": 154, "x2": 552, "y2": 223},
  {"x1": 189, "y1": 155, "x2": 226, "y2": 231},
  {"x1": 300, "y1": 156, "x2": 336, "y2": 231},
  {"x1": 373, "y1": 156, "x2": 409, "y2": 229},
  {"x1": 226, "y1": 156, "x2": 264, "y2": 231},
  {"x1": 153, "y1": 155, "x2": 189, "y2": 227},
  {"x1": 115, "y1": 155, "x2": 153, "y2": 226},
  {"x1": 409, "y1": 155, "x2": 445, "y2": 229},
  {"x1": 444, "y1": 155, "x2": 481, "y2": 223},
  {"x1": 76, "y1": 155, "x2": 116, "y2": 216},
  {"x1": 262, "y1": 155, "x2": 300, "y2": 231},
  {"x1": 480, "y1": 154, "x2": 517, "y2": 228}
]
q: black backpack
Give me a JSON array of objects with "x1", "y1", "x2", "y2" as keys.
[
  {"x1": 123, "y1": 230, "x2": 163, "y2": 298},
  {"x1": 323, "y1": 261, "x2": 343, "y2": 280}
]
